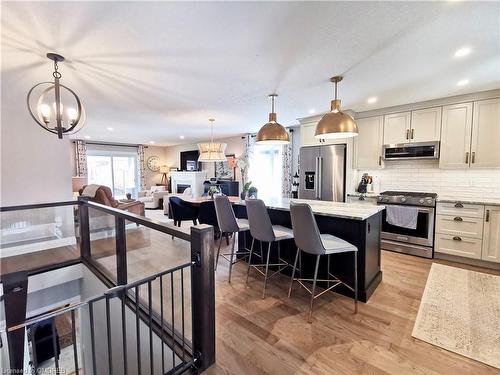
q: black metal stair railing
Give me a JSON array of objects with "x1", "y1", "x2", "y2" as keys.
[{"x1": 0, "y1": 197, "x2": 216, "y2": 374}]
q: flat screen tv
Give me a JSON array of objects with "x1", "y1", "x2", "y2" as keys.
[{"x1": 180, "y1": 150, "x2": 200, "y2": 171}]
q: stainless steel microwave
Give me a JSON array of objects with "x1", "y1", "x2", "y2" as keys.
[{"x1": 382, "y1": 141, "x2": 440, "y2": 160}]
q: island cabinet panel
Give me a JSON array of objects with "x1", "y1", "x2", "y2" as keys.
[{"x1": 233, "y1": 205, "x2": 383, "y2": 303}]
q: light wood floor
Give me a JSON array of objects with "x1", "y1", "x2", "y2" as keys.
[
  {"x1": 92, "y1": 211, "x2": 500, "y2": 375},
  {"x1": 206, "y1": 249, "x2": 500, "y2": 375}
]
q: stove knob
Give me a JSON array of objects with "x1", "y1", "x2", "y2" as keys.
[
  {"x1": 419, "y1": 199, "x2": 425, "y2": 204},
  {"x1": 378, "y1": 196, "x2": 383, "y2": 201},
  {"x1": 427, "y1": 199, "x2": 433, "y2": 205},
  {"x1": 401, "y1": 197, "x2": 406, "y2": 203}
]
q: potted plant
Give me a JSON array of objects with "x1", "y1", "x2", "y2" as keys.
[
  {"x1": 240, "y1": 181, "x2": 252, "y2": 200},
  {"x1": 208, "y1": 186, "x2": 219, "y2": 199}
]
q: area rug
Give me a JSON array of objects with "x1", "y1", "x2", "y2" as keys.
[{"x1": 412, "y1": 263, "x2": 500, "y2": 369}]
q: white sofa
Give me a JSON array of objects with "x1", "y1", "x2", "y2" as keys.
[{"x1": 138, "y1": 186, "x2": 169, "y2": 209}]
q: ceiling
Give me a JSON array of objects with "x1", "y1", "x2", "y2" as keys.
[{"x1": 2, "y1": 1, "x2": 499, "y2": 146}]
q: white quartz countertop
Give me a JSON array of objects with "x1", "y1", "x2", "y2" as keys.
[
  {"x1": 237, "y1": 198, "x2": 385, "y2": 220},
  {"x1": 437, "y1": 196, "x2": 500, "y2": 207}
]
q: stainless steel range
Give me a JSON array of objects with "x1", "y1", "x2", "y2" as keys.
[{"x1": 377, "y1": 191, "x2": 437, "y2": 258}]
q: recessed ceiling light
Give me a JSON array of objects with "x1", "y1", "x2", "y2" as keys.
[
  {"x1": 457, "y1": 79, "x2": 469, "y2": 86},
  {"x1": 84, "y1": 135, "x2": 90, "y2": 139},
  {"x1": 454, "y1": 47, "x2": 471, "y2": 58},
  {"x1": 107, "y1": 127, "x2": 114, "y2": 131},
  {"x1": 308, "y1": 109, "x2": 316, "y2": 114},
  {"x1": 179, "y1": 135, "x2": 185, "y2": 139},
  {"x1": 367, "y1": 97, "x2": 378, "y2": 104},
  {"x1": 149, "y1": 141, "x2": 155, "y2": 145}
]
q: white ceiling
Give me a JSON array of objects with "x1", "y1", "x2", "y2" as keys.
[{"x1": 2, "y1": 1, "x2": 499, "y2": 146}]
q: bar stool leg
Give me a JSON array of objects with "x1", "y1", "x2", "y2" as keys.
[
  {"x1": 354, "y1": 251, "x2": 358, "y2": 314},
  {"x1": 308, "y1": 255, "x2": 321, "y2": 323},
  {"x1": 228, "y1": 232, "x2": 236, "y2": 283},
  {"x1": 246, "y1": 238, "x2": 255, "y2": 284},
  {"x1": 327, "y1": 254, "x2": 331, "y2": 289},
  {"x1": 215, "y1": 232, "x2": 223, "y2": 271},
  {"x1": 288, "y1": 247, "x2": 300, "y2": 298},
  {"x1": 262, "y1": 242, "x2": 272, "y2": 299}
]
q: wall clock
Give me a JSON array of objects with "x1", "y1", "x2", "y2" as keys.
[{"x1": 147, "y1": 156, "x2": 161, "y2": 172}]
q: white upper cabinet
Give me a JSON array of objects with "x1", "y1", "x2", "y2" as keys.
[
  {"x1": 383, "y1": 112, "x2": 410, "y2": 145},
  {"x1": 410, "y1": 107, "x2": 442, "y2": 142},
  {"x1": 300, "y1": 122, "x2": 321, "y2": 146},
  {"x1": 470, "y1": 98, "x2": 500, "y2": 168},
  {"x1": 353, "y1": 116, "x2": 384, "y2": 169},
  {"x1": 439, "y1": 102, "x2": 473, "y2": 169},
  {"x1": 482, "y1": 205, "x2": 500, "y2": 263}
]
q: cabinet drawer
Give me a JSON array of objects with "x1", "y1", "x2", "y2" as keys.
[
  {"x1": 435, "y1": 215, "x2": 484, "y2": 239},
  {"x1": 436, "y1": 202, "x2": 484, "y2": 218},
  {"x1": 435, "y1": 234, "x2": 482, "y2": 259}
]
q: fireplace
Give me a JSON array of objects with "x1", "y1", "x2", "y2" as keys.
[{"x1": 177, "y1": 184, "x2": 191, "y2": 194}]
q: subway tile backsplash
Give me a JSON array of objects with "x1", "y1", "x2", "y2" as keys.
[{"x1": 355, "y1": 160, "x2": 500, "y2": 200}]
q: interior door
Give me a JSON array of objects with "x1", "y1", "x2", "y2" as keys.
[
  {"x1": 299, "y1": 146, "x2": 321, "y2": 200},
  {"x1": 383, "y1": 112, "x2": 411, "y2": 145},
  {"x1": 319, "y1": 144, "x2": 346, "y2": 202}
]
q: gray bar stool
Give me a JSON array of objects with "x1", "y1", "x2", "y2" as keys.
[
  {"x1": 214, "y1": 195, "x2": 250, "y2": 282},
  {"x1": 289, "y1": 201, "x2": 358, "y2": 323},
  {"x1": 245, "y1": 198, "x2": 293, "y2": 298}
]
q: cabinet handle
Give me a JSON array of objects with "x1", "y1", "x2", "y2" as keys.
[
  {"x1": 471, "y1": 152, "x2": 476, "y2": 164},
  {"x1": 406, "y1": 129, "x2": 410, "y2": 140},
  {"x1": 453, "y1": 216, "x2": 463, "y2": 222},
  {"x1": 411, "y1": 129, "x2": 415, "y2": 139},
  {"x1": 454, "y1": 202, "x2": 463, "y2": 208},
  {"x1": 452, "y1": 236, "x2": 462, "y2": 241},
  {"x1": 378, "y1": 156, "x2": 382, "y2": 166},
  {"x1": 486, "y1": 209, "x2": 490, "y2": 222},
  {"x1": 465, "y1": 152, "x2": 469, "y2": 164}
]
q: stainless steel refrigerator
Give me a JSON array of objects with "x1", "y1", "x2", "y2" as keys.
[{"x1": 298, "y1": 144, "x2": 346, "y2": 201}]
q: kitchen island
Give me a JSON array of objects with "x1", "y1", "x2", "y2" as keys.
[{"x1": 233, "y1": 198, "x2": 385, "y2": 302}]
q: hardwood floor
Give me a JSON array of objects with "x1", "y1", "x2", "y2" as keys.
[{"x1": 207, "y1": 249, "x2": 500, "y2": 375}]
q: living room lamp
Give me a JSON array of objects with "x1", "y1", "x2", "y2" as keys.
[
  {"x1": 27, "y1": 53, "x2": 86, "y2": 139},
  {"x1": 315, "y1": 76, "x2": 358, "y2": 139},
  {"x1": 256, "y1": 94, "x2": 290, "y2": 145},
  {"x1": 198, "y1": 119, "x2": 227, "y2": 162},
  {"x1": 159, "y1": 165, "x2": 169, "y2": 185}
]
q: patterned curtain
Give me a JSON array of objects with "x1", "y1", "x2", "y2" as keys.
[
  {"x1": 281, "y1": 129, "x2": 293, "y2": 197},
  {"x1": 137, "y1": 145, "x2": 146, "y2": 191},
  {"x1": 242, "y1": 134, "x2": 256, "y2": 187},
  {"x1": 75, "y1": 140, "x2": 87, "y2": 176}
]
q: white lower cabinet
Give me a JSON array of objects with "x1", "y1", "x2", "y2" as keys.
[
  {"x1": 482, "y1": 206, "x2": 500, "y2": 263},
  {"x1": 435, "y1": 234, "x2": 482, "y2": 259},
  {"x1": 435, "y1": 202, "x2": 500, "y2": 265}
]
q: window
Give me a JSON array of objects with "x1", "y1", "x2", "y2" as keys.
[
  {"x1": 87, "y1": 146, "x2": 139, "y2": 199},
  {"x1": 248, "y1": 144, "x2": 283, "y2": 200}
]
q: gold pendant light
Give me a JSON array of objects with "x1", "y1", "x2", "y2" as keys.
[
  {"x1": 198, "y1": 118, "x2": 227, "y2": 162},
  {"x1": 256, "y1": 94, "x2": 290, "y2": 145},
  {"x1": 315, "y1": 76, "x2": 358, "y2": 139}
]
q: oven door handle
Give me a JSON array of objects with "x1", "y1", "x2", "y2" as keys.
[{"x1": 383, "y1": 204, "x2": 433, "y2": 214}]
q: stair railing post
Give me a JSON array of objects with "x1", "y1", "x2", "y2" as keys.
[{"x1": 190, "y1": 224, "x2": 215, "y2": 372}]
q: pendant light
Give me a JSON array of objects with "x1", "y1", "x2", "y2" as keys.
[
  {"x1": 198, "y1": 118, "x2": 227, "y2": 162},
  {"x1": 256, "y1": 94, "x2": 290, "y2": 144},
  {"x1": 315, "y1": 76, "x2": 358, "y2": 139},
  {"x1": 27, "y1": 53, "x2": 86, "y2": 139}
]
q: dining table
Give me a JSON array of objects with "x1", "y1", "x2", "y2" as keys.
[{"x1": 179, "y1": 196, "x2": 242, "y2": 206}]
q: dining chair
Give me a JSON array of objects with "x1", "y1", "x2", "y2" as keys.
[
  {"x1": 169, "y1": 196, "x2": 198, "y2": 226},
  {"x1": 289, "y1": 201, "x2": 358, "y2": 323}
]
